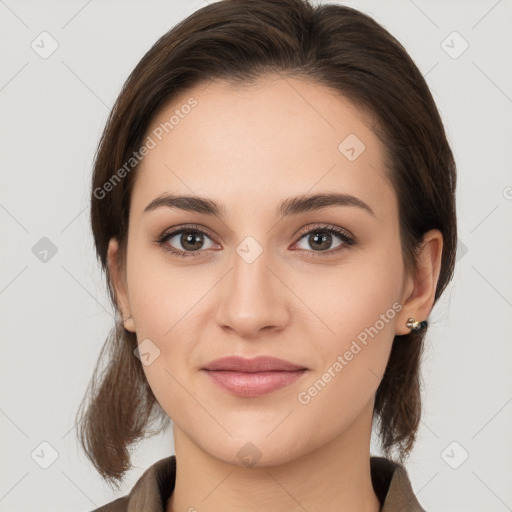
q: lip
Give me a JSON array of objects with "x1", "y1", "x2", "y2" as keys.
[{"x1": 201, "y1": 356, "x2": 308, "y2": 397}]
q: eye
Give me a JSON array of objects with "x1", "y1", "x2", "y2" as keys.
[
  {"x1": 156, "y1": 224, "x2": 218, "y2": 258},
  {"x1": 291, "y1": 224, "x2": 355, "y2": 256}
]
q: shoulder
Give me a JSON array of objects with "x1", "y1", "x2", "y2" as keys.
[
  {"x1": 370, "y1": 456, "x2": 427, "y2": 512},
  {"x1": 90, "y1": 456, "x2": 176, "y2": 512},
  {"x1": 90, "y1": 496, "x2": 129, "y2": 512}
]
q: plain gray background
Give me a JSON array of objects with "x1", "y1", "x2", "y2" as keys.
[{"x1": 1, "y1": 0, "x2": 511, "y2": 510}]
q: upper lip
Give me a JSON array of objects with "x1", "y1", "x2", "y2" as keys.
[{"x1": 202, "y1": 356, "x2": 307, "y2": 373}]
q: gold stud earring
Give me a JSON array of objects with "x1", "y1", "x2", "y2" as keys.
[{"x1": 406, "y1": 317, "x2": 428, "y2": 332}]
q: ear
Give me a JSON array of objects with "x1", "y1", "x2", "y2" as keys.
[
  {"x1": 395, "y1": 229, "x2": 443, "y2": 335},
  {"x1": 107, "y1": 237, "x2": 135, "y2": 333}
]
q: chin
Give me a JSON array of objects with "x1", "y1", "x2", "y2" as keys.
[{"x1": 201, "y1": 435, "x2": 304, "y2": 469}]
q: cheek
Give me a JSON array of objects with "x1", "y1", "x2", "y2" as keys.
[
  {"x1": 126, "y1": 245, "x2": 209, "y2": 337},
  {"x1": 292, "y1": 245, "x2": 402, "y2": 344},
  {"x1": 295, "y1": 290, "x2": 399, "y2": 442},
  {"x1": 293, "y1": 247, "x2": 402, "y2": 401},
  {"x1": 125, "y1": 251, "x2": 212, "y2": 417}
]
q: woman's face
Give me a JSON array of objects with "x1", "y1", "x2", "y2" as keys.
[{"x1": 109, "y1": 75, "x2": 420, "y2": 467}]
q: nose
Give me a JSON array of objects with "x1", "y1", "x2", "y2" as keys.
[{"x1": 215, "y1": 245, "x2": 291, "y2": 339}]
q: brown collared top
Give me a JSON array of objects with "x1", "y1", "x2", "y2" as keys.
[{"x1": 92, "y1": 455, "x2": 427, "y2": 512}]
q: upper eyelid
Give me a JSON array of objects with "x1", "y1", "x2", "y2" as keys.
[{"x1": 162, "y1": 224, "x2": 217, "y2": 242}]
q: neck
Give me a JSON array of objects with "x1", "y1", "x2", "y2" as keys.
[{"x1": 166, "y1": 401, "x2": 381, "y2": 512}]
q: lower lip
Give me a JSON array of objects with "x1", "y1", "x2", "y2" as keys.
[{"x1": 202, "y1": 369, "x2": 308, "y2": 397}]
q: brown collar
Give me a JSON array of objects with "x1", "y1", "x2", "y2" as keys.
[
  {"x1": 94, "y1": 455, "x2": 426, "y2": 511},
  {"x1": 370, "y1": 456, "x2": 427, "y2": 512}
]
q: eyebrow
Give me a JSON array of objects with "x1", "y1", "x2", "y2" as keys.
[{"x1": 143, "y1": 192, "x2": 376, "y2": 219}]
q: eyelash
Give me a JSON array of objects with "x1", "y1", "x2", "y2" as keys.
[{"x1": 155, "y1": 223, "x2": 355, "y2": 259}]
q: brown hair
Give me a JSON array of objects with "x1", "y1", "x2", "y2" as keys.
[{"x1": 76, "y1": 0, "x2": 457, "y2": 489}]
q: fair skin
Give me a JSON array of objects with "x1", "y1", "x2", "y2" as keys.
[{"x1": 107, "y1": 74, "x2": 443, "y2": 512}]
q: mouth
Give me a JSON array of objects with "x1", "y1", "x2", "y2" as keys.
[{"x1": 201, "y1": 356, "x2": 309, "y2": 397}]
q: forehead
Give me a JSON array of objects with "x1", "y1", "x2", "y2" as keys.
[{"x1": 131, "y1": 75, "x2": 395, "y2": 221}]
